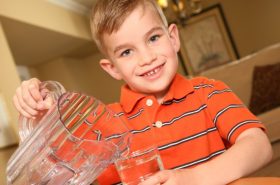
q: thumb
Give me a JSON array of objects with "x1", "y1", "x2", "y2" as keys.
[
  {"x1": 139, "y1": 171, "x2": 169, "y2": 185},
  {"x1": 44, "y1": 95, "x2": 54, "y2": 109},
  {"x1": 37, "y1": 95, "x2": 54, "y2": 110}
]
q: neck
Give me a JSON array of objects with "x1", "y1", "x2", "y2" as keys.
[{"x1": 154, "y1": 89, "x2": 169, "y2": 104}]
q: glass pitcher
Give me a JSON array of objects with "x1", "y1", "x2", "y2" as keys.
[{"x1": 7, "y1": 81, "x2": 131, "y2": 185}]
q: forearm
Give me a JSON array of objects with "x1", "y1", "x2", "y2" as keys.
[{"x1": 196, "y1": 128, "x2": 273, "y2": 185}]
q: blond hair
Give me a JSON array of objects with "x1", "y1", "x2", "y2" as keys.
[{"x1": 90, "y1": 0, "x2": 168, "y2": 52}]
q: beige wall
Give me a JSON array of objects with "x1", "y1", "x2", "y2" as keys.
[
  {"x1": 202, "y1": 0, "x2": 280, "y2": 57},
  {"x1": 0, "y1": 0, "x2": 91, "y2": 40},
  {"x1": 0, "y1": 21, "x2": 20, "y2": 138},
  {"x1": 34, "y1": 53, "x2": 124, "y2": 104},
  {"x1": 0, "y1": 20, "x2": 20, "y2": 185}
]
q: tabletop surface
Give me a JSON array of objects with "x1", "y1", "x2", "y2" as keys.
[{"x1": 229, "y1": 177, "x2": 280, "y2": 185}]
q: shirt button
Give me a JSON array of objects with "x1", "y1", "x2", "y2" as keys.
[
  {"x1": 146, "y1": 99, "x2": 153, "y2": 107},
  {"x1": 155, "y1": 121, "x2": 163, "y2": 128}
]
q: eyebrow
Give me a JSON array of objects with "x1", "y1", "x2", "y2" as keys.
[{"x1": 113, "y1": 26, "x2": 164, "y2": 54}]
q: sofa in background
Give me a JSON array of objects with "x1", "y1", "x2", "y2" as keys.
[{"x1": 200, "y1": 43, "x2": 280, "y2": 176}]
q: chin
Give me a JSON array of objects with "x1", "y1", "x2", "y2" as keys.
[{"x1": 146, "y1": 85, "x2": 170, "y2": 96}]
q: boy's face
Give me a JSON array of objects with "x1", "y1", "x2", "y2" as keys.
[{"x1": 100, "y1": 4, "x2": 180, "y2": 100}]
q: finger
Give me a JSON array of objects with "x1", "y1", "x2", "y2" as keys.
[
  {"x1": 28, "y1": 81, "x2": 43, "y2": 102},
  {"x1": 41, "y1": 95, "x2": 54, "y2": 109},
  {"x1": 21, "y1": 81, "x2": 39, "y2": 109},
  {"x1": 40, "y1": 88, "x2": 49, "y2": 99},
  {"x1": 13, "y1": 95, "x2": 33, "y2": 118},
  {"x1": 16, "y1": 87, "x2": 38, "y2": 116},
  {"x1": 139, "y1": 171, "x2": 169, "y2": 185},
  {"x1": 36, "y1": 88, "x2": 53, "y2": 110}
]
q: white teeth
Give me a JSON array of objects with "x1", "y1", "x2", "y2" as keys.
[{"x1": 144, "y1": 67, "x2": 159, "y2": 76}]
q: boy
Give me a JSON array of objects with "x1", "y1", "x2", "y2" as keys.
[{"x1": 13, "y1": 0, "x2": 272, "y2": 184}]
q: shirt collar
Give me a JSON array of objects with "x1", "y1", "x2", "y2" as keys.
[{"x1": 120, "y1": 73, "x2": 194, "y2": 113}]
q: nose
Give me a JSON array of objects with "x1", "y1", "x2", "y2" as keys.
[{"x1": 138, "y1": 47, "x2": 157, "y2": 66}]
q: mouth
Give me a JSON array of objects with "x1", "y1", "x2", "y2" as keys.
[{"x1": 140, "y1": 63, "x2": 164, "y2": 77}]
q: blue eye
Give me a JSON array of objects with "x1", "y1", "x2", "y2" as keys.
[
  {"x1": 120, "y1": 49, "x2": 132, "y2": 57},
  {"x1": 149, "y1": 35, "x2": 160, "y2": 43}
]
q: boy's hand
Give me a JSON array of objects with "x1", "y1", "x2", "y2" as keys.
[
  {"x1": 139, "y1": 169, "x2": 204, "y2": 185},
  {"x1": 13, "y1": 78, "x2": 52, "y2": 118}
]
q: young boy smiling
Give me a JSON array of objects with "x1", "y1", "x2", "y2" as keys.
[{"x1": 13, "y1": 0, "x2": 272, "y2": 184}]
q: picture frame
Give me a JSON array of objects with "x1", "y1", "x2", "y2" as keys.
[{"x1": 179, "y1": 4, "x2": 239, "y2": 75}]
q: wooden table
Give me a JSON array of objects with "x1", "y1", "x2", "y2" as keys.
[{"x1": 229, "y1": 177, "x2": 280, "y2": 185}]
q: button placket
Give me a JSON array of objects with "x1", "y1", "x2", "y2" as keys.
[{"x1": 144, "y1": 97, "x2": 162, "y2": 131}]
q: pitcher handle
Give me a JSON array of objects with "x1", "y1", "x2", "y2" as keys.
[{"x1": 18, "y1": 81, "x2": 66, "y2": 142}]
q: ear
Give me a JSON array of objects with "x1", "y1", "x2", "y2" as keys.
[
  {"x1": 168, "y1": 23, "x2": 181, "y2": 52},
  {"x1": 99, "y1": 59, "x2": 122, "y2": 80}
]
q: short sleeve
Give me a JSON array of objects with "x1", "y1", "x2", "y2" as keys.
[{"x1": 205, "y1": 79, "x2": 265, "y2": 144}]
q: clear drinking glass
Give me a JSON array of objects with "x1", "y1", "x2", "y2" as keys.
[
  {"x1": 115, "y1": 145, "x2": 164, "y2": 185},
  {"x1": 7, "y1": 81, "x2": 131, "y2": 185}
]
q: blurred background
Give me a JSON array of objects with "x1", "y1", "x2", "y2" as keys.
[{"x1": 1, "y1": 0, "x2": 280, "y2": 184}]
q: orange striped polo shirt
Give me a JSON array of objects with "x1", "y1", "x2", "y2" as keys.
[{"x1": 97, "y1": 73, "x2": 265, "y2": 184}]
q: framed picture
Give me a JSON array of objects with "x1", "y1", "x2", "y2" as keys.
[{"x1": 179, "y1": 4, "x2": 239, "y2": 75}]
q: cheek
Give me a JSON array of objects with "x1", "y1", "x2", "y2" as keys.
[
  {"x1": 165, "y1": 46, "x2": 178, "y2": 59},
  {"x1": 115, "y1": 62, "x2": 135, "y2": 75},
  {"x1": 160, "y1": 39, "x2": 178, "y2": 56}
]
